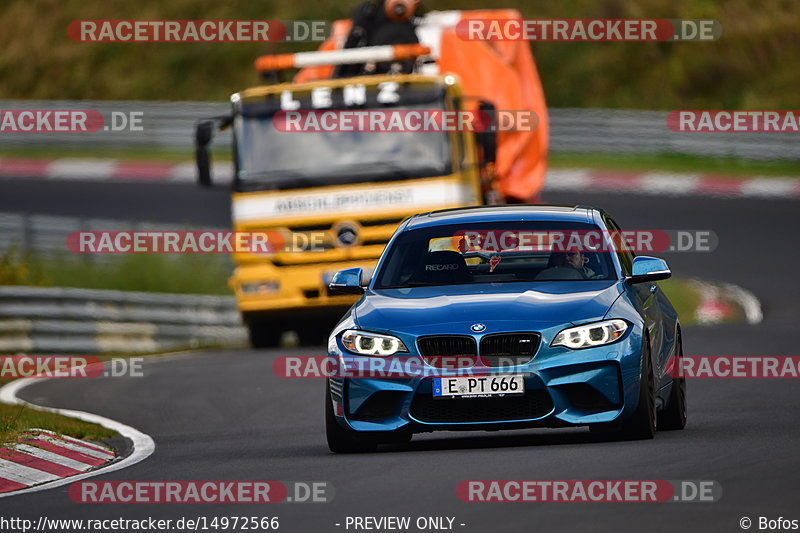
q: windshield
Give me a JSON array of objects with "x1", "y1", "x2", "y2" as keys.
[
  {"x1": 374, "y1": 221, "x2": 619, "y2": 289},
  {"x1": 235, "y1": 103, "x2": 451, "y2": 191}
]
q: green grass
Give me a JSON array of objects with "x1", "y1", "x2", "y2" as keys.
[
  {"x1": 659, "y1": 278, "x2": 702, "y2": 324},
  {"x1": 1, "y1": 246, "x2": 232, "y2": 295},
  {"x1": 0, "y1": 402, "x2": 117, "y2": 445},
  {"x1": 550, "y1": 152, "x2": 800, "y2": 177}
]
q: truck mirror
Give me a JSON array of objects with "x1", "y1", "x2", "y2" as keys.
[
  {"x1": 195, "y1": 120, "x2": 215, "y2": 187},
  {"x1": 477, "y1": 101, "x2": 497, "y2": 164}
]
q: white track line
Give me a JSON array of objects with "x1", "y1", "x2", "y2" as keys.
[
  {"x1": 0, "y1": 375, "x2": 156, "y2": 498},
  {"x1": 13, "y1": 444, "x2": 94, "y2": 472}
]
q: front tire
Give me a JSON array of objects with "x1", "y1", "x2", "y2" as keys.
[
  {"x1": 616, "y1": 337, "x2": 657, "y2": 440},
  {"x1": 325, "y1": 382, "x2": 377, "y2": 453},
  {"x1": 659, "y1": 332, "x2": 687, "y2": 431}
]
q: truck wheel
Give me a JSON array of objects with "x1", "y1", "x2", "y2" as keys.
[
  {"x1": 659, "y1": 333, "x2": 687, "y2": 431},
  {"x1": 325, "y1": 382, "x2": 377, "y2": 453},
  {"x1": 616, "y1": 337, "x2": 657, "y2": 440},
  {"x1": 297, "y1": 326, "x2": 328, "y2": 347},
  {"x1": 247, "y1": 319, "x2": 282, "y2": 349}
]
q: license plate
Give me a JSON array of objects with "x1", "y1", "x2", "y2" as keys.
[{"x1": 433, "y1": 375, "x2": 525, "y2": 398}]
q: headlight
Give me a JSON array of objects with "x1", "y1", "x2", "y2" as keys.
[
  {"x1": 240, "y1": 280, "x2": 280, "y2": 295},
  {"x1": 341, "y1": 330, "x2": 408, "y2": 356},
  {"x1": 551, "y1": 319, "x2": 628, "y2": 349}
]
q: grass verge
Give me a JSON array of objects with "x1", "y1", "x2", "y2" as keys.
[
  {"x1": 3, "y1": 148, "x2": 797, "y2": 179},
  {"x1": 659, "y1": 278, "x2": 702, "y2": 324},
  {"x1": 0, "y1": 402, "x2": 116, "y2": 446},
  {"x1": 1, "y1": 246, "x2": 232, "y2": 295}
]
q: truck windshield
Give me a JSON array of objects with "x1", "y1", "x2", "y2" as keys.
[{"x1": 235, "y1": 102, "x2": 451, "y2": 191}]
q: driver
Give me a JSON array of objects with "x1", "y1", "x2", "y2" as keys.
[{"x1": 552, "y1": 249, "x2": 598, "y2": 279}]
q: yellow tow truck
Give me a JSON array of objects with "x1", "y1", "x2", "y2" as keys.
[{"x1": 196, "y1": 9, "x2": 549, "y2": 346}]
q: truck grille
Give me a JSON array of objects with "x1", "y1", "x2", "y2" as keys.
[
  {"x1": 479, "y1": 333, "x2": 540, "y2": 367},
  {"x1": 417, "y1": 335, "x2": 478, "y2": 369},
  {"x1": 410, "y1": 390, "x2": 553, "y2": 423}
]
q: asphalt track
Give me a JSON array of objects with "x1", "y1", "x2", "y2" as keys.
[{"x1": 1, "y1": 177, "x2": 798, "y2": 532}]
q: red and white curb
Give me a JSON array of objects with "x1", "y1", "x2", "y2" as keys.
[
  {"x1": 1, "y1": 157, "x2": 799, "y2": 199},
  {"x1": 690, "y1": 279, "x2": 763, "y2": 325},
  {"x1": 0, "y1": 157, "x2": 232, "y2": 183},
  {"x1": 0, "y1": 429, "x2": 115, "y2": 494},
  {"x1": 0, "y1": 376, "x2": 155, "y2": 498},
  {"x1": 545, "y1": 169, "x2": 800, "y2": 199}
]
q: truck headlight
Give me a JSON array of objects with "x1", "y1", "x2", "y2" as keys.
[
  {"x1": 240, "y1": 280, "x2": 280, "y2": 295},
  {"x1": 341, "y1": 330, "x2": 408, "y2": 356},
  {"x1": 551, "y1": 319, "x2": 628, "y2": 349}
]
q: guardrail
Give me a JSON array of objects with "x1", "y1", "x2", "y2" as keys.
[
  {"x1": 0, "y1": 286, "x2": 246, "y2": 354},
  {"x1": 0, "y1": 211, "x2": 225, "y2": 257},
  {"x1": 1, "y1": 100, "x2": 797, "y2": 160}
]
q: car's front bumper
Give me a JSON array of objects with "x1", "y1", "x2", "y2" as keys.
[{"x1": 328, "y1": 324, "x2": 646, "y2": 434}]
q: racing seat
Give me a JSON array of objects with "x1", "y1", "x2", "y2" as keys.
[{"x1": 412, "y1": 250, "x2": 470, "y2": 285}]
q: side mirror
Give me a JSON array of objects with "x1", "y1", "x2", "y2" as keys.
[
  {"x1": 195, "y1": 120, "x2": 216, "y2": 188},
  {"x1": 195, "y1": 114, "x2": 234, "y2": 188},
  {"x1": 477, "y1": 101, "x2": 497, "y2": 164},
  {"x1": 628, "y1": 256, "x2": 671, "y2": 284},
  {"x1": 328, "y1": 267, "x2": 365, "y2": 295}
]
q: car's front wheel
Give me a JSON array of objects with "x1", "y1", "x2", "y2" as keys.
[
  {"x1": 659, "y1": 332, "x2": 687, "y2": 431},
  {"x1": 617, "y1": 337, "x2": 657, "y2": 440},
  {"x1": 325, "y1": 382, "x2": 377, "y2": 453}
]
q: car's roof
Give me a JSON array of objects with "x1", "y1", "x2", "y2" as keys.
[{"x1": 403, "y1": 204, "x2": 603, "y2": 230}]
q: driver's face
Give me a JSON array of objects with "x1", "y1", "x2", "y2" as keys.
[{"x1": 565, "y1": 251, "x2": 584, "y2": 269}]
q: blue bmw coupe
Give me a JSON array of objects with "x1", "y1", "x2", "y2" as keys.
[{"x1": 325, "y1": 205, "x2": 687, "y2": 452}]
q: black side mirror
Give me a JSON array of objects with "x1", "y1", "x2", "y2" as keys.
[
  {"x1": 195, "y1": 121, "x2": 215, "y2": 188},
  {"x1": 627, "y1": 256, "x2": 672, "y2": 284},
  {"x1": 477, "y1": 100, "x2": 497, "y2": 164},
  {"x1": 195, "y1": 114, "x2": 234, "y2": 188},
  {"x1": 328, "y1": 267, "x2": 365, "y2": 295}
]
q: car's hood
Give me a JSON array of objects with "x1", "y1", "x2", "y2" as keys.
[{"x1": 355, "y1": 281, "x2": 624, "y2": 335}]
